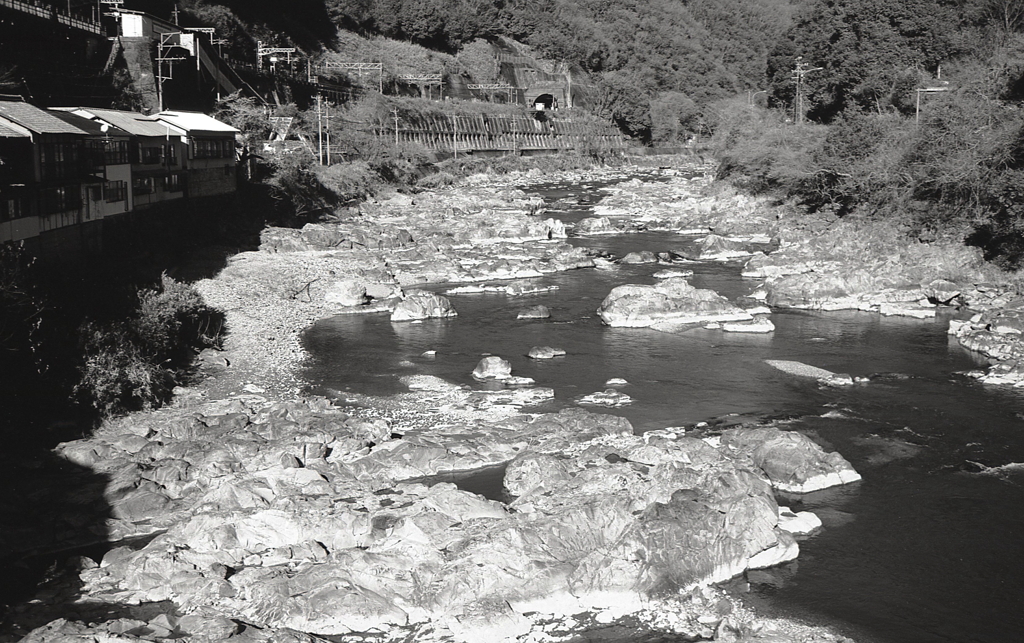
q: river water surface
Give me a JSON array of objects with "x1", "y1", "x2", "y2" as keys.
[{"x1": 302, "y1": 176, "x2": 1024, "y2": 643}]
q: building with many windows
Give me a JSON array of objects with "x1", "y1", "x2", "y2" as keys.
[
  {"x1": 60, "y1": 107, "x2": 189, "y2": 211},
  {"x1": 152, "y1": 110, "x2": 239, "y2": 198},
  {"x1": 0, "y1": 96, "x2": 238, "y2": 257},
  {"x1": 48, "y1": 109, "x2": 133, "y2": 220},
  {"x1": 0, "y1": 97, "x2": 91, "y2": 245}
]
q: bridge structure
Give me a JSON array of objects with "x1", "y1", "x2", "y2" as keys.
[{"x1": 0, "y1": 0, "x2": 102, "y2": 34}]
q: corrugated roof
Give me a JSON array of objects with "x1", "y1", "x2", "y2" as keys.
[
  {"x1": 47, "y1": 110, "x2": 131, "y2": 137},
  {"x1": 154, "y1": 110, "x2": 239, "y2": 134},
  {"x1": 73, "y1": 108, "x2": 185, "y2": 137},
  {"x1": 0, "y1": 99, "x2": 88, "y2": 135}
]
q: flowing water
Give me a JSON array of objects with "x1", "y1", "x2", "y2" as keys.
[{"x1": 301, "y1": 176, "x2": 1024, "y2": 643}]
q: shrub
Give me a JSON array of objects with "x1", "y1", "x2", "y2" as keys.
[
  {"x1": 76, "y1": 321, "x2": 172, "y2": 417},
  {"x1": 75, "y1": 276, "x2": 223, "y2": 417},
  {"x1": 710, "y1": 98, "x2": 827, "y2": 196}
]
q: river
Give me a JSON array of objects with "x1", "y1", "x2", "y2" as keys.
[{"x1": 301, "y1": 175, "x2": 1024, "y2": 643}]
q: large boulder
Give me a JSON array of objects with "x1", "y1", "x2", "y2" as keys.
[
  {"x1": 683, "y1": 234, "x2": 755, "y2": 261},
  {"x1": 719, "y1": 427, "x2": 862, "y2": 493},
  {"x1": 574, "y1": 217, "x2": 618, "y2": 235},
  {"x1": 472, "y1": 356, "x2": 513, "y2": 380},
  {"x1": 621, "y1": 250, "x2": 658, "y2": 264},
  {"x1": 391, "y1": 292, "x2": 457, "y2": 322},
  {"x1": 597, "y1": 278, "x2": 752, "y2": 327}
]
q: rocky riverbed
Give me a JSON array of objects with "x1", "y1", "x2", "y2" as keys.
[{"x1": 13, "y1": 158, "x2": 1024, "y2": 643}]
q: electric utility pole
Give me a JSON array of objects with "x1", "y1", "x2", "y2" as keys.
[
  {"x1": 792, "y1": 57, "x2": 822, "y2": 124},
  {"x1": 317, "y1": 94, "x2": 323, "y2": 165},
  {"x1": 393, "y1": 108, "x2": 400, "y2": 145}
]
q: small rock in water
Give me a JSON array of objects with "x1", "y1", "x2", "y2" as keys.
[
  {"x1": 517, "y1": 305, "x2": 551, "y2": 320},
  {"x1": 621, "y1": 250, "x2": 658, "y2": 264},
  {"x1": 722, "y1": 318, "x2": 775, "y2": 333},
  {"x1": 577, "y1": 389, "x2": 633, "y2": 407},
  {"x1": 765, "y1": 359, "x2": 839, "y2": 380},
  {"x1": 473, "y1": 356, "x2": 513, "y2": 380},
  {"x1": 506, "y1": 282, "x2": 558, "y2": 296},
  {"x1": 822, "y1": 373, "x2": 855, "y2": 386},
  {"x1": 504, "y1": 376, "x2": 536, "y2": 386},
  {"x1": 605, "y1": 377, "x2": 629, "y2": 386},
  {"x1": 653, "y1": 269, "x2": 694, "y2": 279},
  {"x1": 879, "y1": 302, "x2": 936, "y2": 318},
  {"x1": 528, "y1": 346, "x2": 566, "y2": 359}
]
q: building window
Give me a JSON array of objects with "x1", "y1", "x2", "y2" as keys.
[
  {"x1": 133, "y1": 177, "x2": 155, "y2": 195},
  {"x1": 140, "y1": 146, "x2": 162, "y2": 165},
  {"x1": 165, "y1": 143, "x2": 177, "y2": 166},
  {"x1": 194, "y1": 138, "x2": 234, "y2": 159},
  {"x1": 41, "y1": 185, "x2": 79, "y2": 214},
  {"x1": 106, "y1": 180, "x2": 127, "y2": 203},
  {"x1": 85, "y1": 139, "x2": 128, "y2": 166},
  {"x1": 1, "y1": 198, "x2": 25, "y2": 221},
  {"x1": 163, "y1": 174, "x2": 182, "y2": 192},
  {"x1": 105, "y1": 140, "x2": 129, "y2": 165},
  {"x1": 40, "y1": 141, "x2": 79, "y2": 180}
]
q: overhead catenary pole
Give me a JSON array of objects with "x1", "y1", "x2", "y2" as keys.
[
  {"x1": 156, "y1": 33, "x2": 187, "y2": 112},
  {"x1": 792, "y1": 56, "x2": 822, "y2": 124},
  {"x1": 451, "y1": 114, "x2": 458, "y2": 159},
  {"x1": 317, "y1": 94, "x2": 323, "y2": 165}
]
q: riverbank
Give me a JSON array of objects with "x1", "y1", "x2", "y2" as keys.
[{"x1": 16, "y1": 156, "x2": 1024, "y2": 643}]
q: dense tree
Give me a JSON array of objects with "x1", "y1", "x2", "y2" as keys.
[{"x1": 775, "y1": 0, "x2": 976, "y2": 120}]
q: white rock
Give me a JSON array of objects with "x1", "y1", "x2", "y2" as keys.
[
  {"x1": 528, "y1": 346, "x2": 566, "y2": 359},
  {"x1": 774, "y1": 469, "x2": 863, "y2": 493},
  {"x1": 879, "y1": 303, "x2": 936, "y2": 319},
  {"x1": 777, "y1": 507, "x2": 823, "y2": 535},
  {"x1": 722, "y1": 318, "x2": 775, "y2": 333},
  {"x1": 747, "y1": 531, "x2": 800, "y2": 570},
  {"x1": 472, "y1": 356, "x2": 513, "y2": 380},
  {"x1": 653, "y1": 269, "x2": 694, "y2": 279},
  {"x1": 577, "y1": 389, "x2": 632, "y2": 407}
]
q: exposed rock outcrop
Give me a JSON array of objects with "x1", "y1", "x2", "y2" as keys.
[
  {"x1": 597, "y1": 277, "x2": 752, "y2": 328},
  {"x1": 718, "y1": 427, "x2": 863, "y2": 493},
  {"x1": 391, "y1": 292, "x2": 457, "y2": 322}
]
